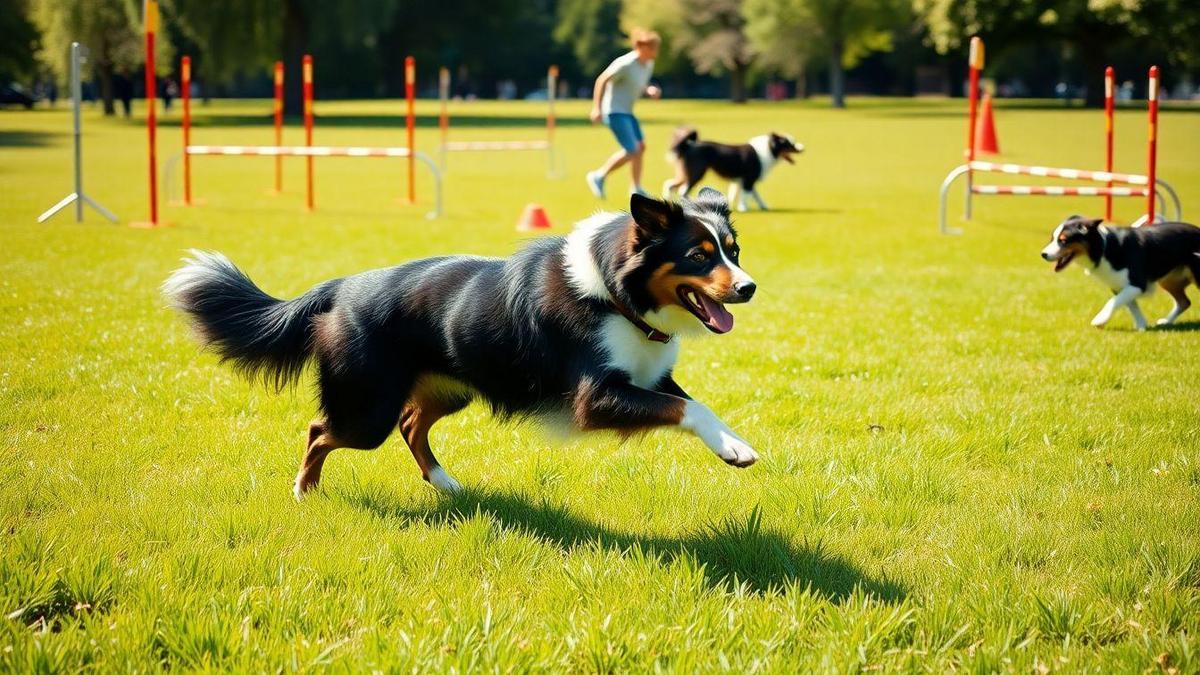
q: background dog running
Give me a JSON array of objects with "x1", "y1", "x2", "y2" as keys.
[
  {"x1": 663, "y1": 127, "x2": 802, "y2": 212},
  {"x1": 1040, "y1": 215, "x2": 1200, "y2": 330}
]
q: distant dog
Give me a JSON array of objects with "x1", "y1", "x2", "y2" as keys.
[
  {"x1": 164, "y1": 190, "x2": 759, "y2": 500},
  {"x1": 1040, "y1": 215, "x2": 1200, "y2": 330},
  {"x1": 663, "y1": 128, "x2": 803, "y2": 212}
]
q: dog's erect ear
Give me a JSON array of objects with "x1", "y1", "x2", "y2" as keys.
[
  {"x1": 1085, "y1": 218, "x2": 1103, "y2": 229},
  {"x1": 696, "y1": 186, "x2": 725, "y2": 203},
  {"x1": 630, "y1": 193, "x2": 677, "y2": 238}
]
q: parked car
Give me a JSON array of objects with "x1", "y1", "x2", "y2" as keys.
[{"x1": 0, "y1": 82, "x2": 37, "y2": 109}]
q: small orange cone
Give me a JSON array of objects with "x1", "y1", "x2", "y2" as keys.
[
  {"x1": 517, "y1": 203, "x2": 553, "y2": 231},
  {"x1": 975, "y1": 93, "x2": 1000, "y2": 155}
]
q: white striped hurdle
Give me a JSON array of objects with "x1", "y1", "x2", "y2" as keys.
[
  {"x1": 971, "y1": 185, "x2": 1149, "y2": 197},
  {"x1": 968, "y1": 161, "x2": 1148, "y2": 186},
  {"x1": 167, "y1": 144, "x2": 444, "y2": 219}
]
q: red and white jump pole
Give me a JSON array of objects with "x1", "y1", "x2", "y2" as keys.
[
  {"x1": 405, "y1": 56, "x2": 416, "y2": 205},
  {"x1": 964, "y1": 37, "x2": 983, "y2": 219},
  {"x1": 273, "y1": 60, "x2": 284, "y2": 194},
  {"x1": 134, "y1": 0, "x2": 161, "y2": 227},
  {"x1": 181, "y1": 55, "x2": 192, "y2": 206},
  {"x1": 303, "y1": 54, "x2": 314, "y2": 210},
  {"x1": 1146, "y1": 66, "x2": 1159, "y2": 224},
  {"x1": 1104, "y1": 66, "x2": 1114, "y2": 221}
]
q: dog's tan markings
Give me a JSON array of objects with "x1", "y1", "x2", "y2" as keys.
[
  {"x1": 649, "y1": 260, "x2": 738, "y2": 310},
  {"x1": 295, "y1": 419, "x2": 341, "y2": 496},
  {"x1": 724, "y1": 235, "x2": 735, "y2": 249},
  {"x1": 700, "y1": 241, "x2": 715, "y2": 254},
  {"x1": 573, "y1": 376, "x2": 686, "y2": 432},
  {"x1": 400, "y1": 375, "x2": 472, "y2": 483},
  {"x1": 647, "y1": 262, "x2": 687, "y2": 307}
]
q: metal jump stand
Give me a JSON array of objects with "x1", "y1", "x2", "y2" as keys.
[{"x1": 37, "y1": 42, "x2": 118, "y2": 224}]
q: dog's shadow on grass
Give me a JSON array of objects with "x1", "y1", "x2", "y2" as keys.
[{"x1": 342, "y1": 488, "x2": 905, "y2": 602}]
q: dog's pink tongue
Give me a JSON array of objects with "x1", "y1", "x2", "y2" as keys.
[{"x1": 699, "y1": 295, "x2": 734, "y2": 333}]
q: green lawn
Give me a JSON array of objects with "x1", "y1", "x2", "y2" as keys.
[{"x1": 1, "y1": 96, "x2": 1198, "y2": 672}]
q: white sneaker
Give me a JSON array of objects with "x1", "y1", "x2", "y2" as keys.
[
  {"x1": 630, "y1": 185, "x2": 649, "y2": 197},
  {"x1": 586, "y1": 171, "x2": 606, "y2": 199}
]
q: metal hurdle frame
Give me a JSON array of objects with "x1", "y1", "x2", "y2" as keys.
[
  {"x1": 167, "y1": 54, "x2": 443, "y2": 219},
  {"x1": 938, "y1": 37, "x2": 1181, "y2": 234},
  {"x1": 437, "y1": 65, "x2": 562, "y2": 177}
]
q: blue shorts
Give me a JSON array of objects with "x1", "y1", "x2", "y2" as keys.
[{"x1": 605, "y1": 113, "x2": 643, "y2": 153}]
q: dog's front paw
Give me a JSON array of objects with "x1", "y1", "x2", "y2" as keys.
[
  {"x1": 716, "y1": 430, "x2": 759, "y2": 468},
  {"x1": 1090, "y1": 313, "x2": 1111, "y2": 328},
  {"x1": 1156, "y1": 317, "x2": 1174, "y2": 327}
]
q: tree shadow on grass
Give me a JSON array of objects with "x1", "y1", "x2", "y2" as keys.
[
  {"x1": 0, "y1": 129, "x2": 59, "y2": 147},
  {"x1": 342, "y1": 487, "x2": 906, "y2": 602}
]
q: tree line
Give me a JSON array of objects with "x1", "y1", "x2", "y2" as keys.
[{"x1": 4, "y1": 0, "x2": 1197, "y2": 115}]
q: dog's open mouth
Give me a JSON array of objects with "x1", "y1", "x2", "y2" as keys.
[
  {"x1": 677, "y1": 286, "x2": 734, "y2": 333},
  {"x1": 1054, "y1": 252, "x2": 1075, "y2": 272},
  {"x1": 780, "y1": 150, "x2": 798, "y2": 164}
]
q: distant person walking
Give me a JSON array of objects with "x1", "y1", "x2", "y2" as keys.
[{"x1": 585, "y1": 29, "x2": 661, "y2": 199}]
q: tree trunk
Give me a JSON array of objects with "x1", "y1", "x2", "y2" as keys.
[
  {"x1": 795, "y1": 65, "x2": 808, "y2": 99},
  {"x1": 830, "y1": 40, "x2": 845, "y2": 109},
  {"x1": 1079, "y1": 34, "x2": 1108, "y2": 108},
  {"x1": 98, "y1": 64, "x2": 115, "y2": 116},
  {"x1": 730, "y1": 61, "x2": 748, "y2": 103},
  {"x1": 283, "y1": 0, "x2": 309, "y2": 117}
]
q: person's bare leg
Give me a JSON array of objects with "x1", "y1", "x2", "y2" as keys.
[
  {"x1": 597, "y1": 149, "x2": 632, "y2": 177},
  {"x1": 630, "y1": 141, "x2": 646, "y2": 190}
]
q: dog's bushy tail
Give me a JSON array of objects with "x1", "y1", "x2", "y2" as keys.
[
  {"x1": 162, "y1": 251, "x2": 338, "y2": 389},
  {"x1": 667, "y1": 126, "x2": 699, "y2": 161}
]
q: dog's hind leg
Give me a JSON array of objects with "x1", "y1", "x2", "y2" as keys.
[
  {"x1": 729, "y1": 183, "x2": 747, "y2": 212},
  {"x1": 398, "y1": 378, "x2": 471, "y2": 493},
  {"x1": 749, "y1": 189, "x2": 768, "y2": 210},
  {"x1": 1127, "y1": 300, "x2": 1148, "y2": 331},
  {"x1": 1156, "y1": 274, "x2": 1191, "y2": 326}
]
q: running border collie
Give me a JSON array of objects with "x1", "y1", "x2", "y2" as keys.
[
  {"x1": 164, "y1": 190, "x2": 759, "y2": 499},
  {"x1": 662, "y1": 128, "x2": 803, "y2": 212},
  {"x1": 1040, "y1": 215, "x2": 1200, "y2": 330}
]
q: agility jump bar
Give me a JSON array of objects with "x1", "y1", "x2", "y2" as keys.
[
  {"x1": 967, "y1": 161, "x2": 1149, "y2": 186},
  {"x1": 971, "y1": 185, "x2": 1149, "y2": 197}
]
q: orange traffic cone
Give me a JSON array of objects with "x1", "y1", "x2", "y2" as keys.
[
  {"x1": 517, "y1": 203, "x2": 553, "y2": 231},
  {"x1": 975, "y1": 93, "x2": 1000, "y2": 155}
]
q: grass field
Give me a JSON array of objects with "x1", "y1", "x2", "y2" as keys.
[{"x1": 2, "y1": 95, "x2": 1199, "y2": 672}]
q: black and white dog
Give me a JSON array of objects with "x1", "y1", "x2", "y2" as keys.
[
  {"x1": 164, "y1": 190, "x2": 759, "y2": 499},
  {"x1": 662, "y1": 128, "x2": 803, "y2": 212},
  {"x1": 1040, "y1": 215, "x2": 1200, "y2": 330}
]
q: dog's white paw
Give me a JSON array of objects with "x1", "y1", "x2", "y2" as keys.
[
  {"x1": 427, "y1": 466, "x2": 463, "y2": 493},
  {"x1": 293, "y1": 481, "x2": 305, "y2": 502},
  {"x1": 715, "y1": 430, "x2": 759, "y2": 468},
  {"x1": 1091, "y1": 313, "x2": 1111, "y2": 328},
  {"x1": 1157, "y1": 317, "x2": 1174, "y2": 327},
  {"x1": 681, "y1": 401, "x2": 758, "y2": 468},
  {"x1": 736, "y1": 203, "x2": 748, "y2": 213}
]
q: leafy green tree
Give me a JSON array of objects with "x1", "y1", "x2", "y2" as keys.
[
  {"x1": 745, "y1": 0, "x2": 905, "y2": 108},
  {"x1": 33, "y1": 0, "x2": 172, "y2": 115},
  {"x1": 554, "y1": 0, "x2": 624, "y2": 76},
  {"x1": 673, "y1": 0, "x2": 757, "y2": 103},
  {"x1": 0, "y1": 0, "x2": 40, "y2": 82},
  {"x1": 914, "y1": 0, "x2": 1200, "y2": 105}
]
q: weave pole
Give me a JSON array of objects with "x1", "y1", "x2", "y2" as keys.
[
  {"x1": 303, "y1": 54, "x2": 314, "y2": 210},
  {"x1": 181, "y1": 55, "x2": 192, "y2": 205},
  {"x1": 136, "y1": 0, "x2": 161, "y2": 227},
  {"x1": 406, "y1": 56, "x2": 416, "y2": 204},
  {"x1": 964, "y1": 37, "x2": 983, "y2": 219},
  {"x1": 1146, "y1": 66, "x2": 1159, "y2": 224},
  {"x1": 273, "y1": 60, "x2": 284, "y2": 194},
  {"x1": 1104, "y1": 67, "x2": 1114, "y2": 221}
]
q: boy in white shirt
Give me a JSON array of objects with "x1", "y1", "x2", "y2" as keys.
[{"x1": 586, "y1": 29, "x2": 662, "y2": 199}]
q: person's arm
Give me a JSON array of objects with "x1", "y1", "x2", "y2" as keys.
[{"x1": 590, "y1": 70, "x2": 613, "y2": 123}]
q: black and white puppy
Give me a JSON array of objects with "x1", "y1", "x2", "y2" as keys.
[
  {"x1": 164, "y1": 189, "x2": 759, "y2": 499},
  {"x1": 663, "y1": 128, "x2": 803, "y2": 212},
  {"x1": 1040, "y1": 215, "x2": 1200, "y2": 330}
]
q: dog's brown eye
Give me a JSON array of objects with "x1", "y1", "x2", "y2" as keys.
[{"x1": 689, "y1": 250, "x2": 709, "y2": 263}]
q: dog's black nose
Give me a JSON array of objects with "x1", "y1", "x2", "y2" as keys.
[
  {"x1": 734, "y1": 281, "x2": 756, "y2": 300},
  {"x1": 1041, "y1": 252, "x2": 1053, "y2": 261}
]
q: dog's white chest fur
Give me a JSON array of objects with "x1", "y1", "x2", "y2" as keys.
[
  {"x1": 597, "y1": 314, "x2": 680, "y2": 388},
  {"x1": 1085, "y1": 259, "x2": 1129, "y2": 291}
]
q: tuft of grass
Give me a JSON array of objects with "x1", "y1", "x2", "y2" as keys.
[{"x1": 1, "y1": 96, "x2": 1198, "y2": 670}]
